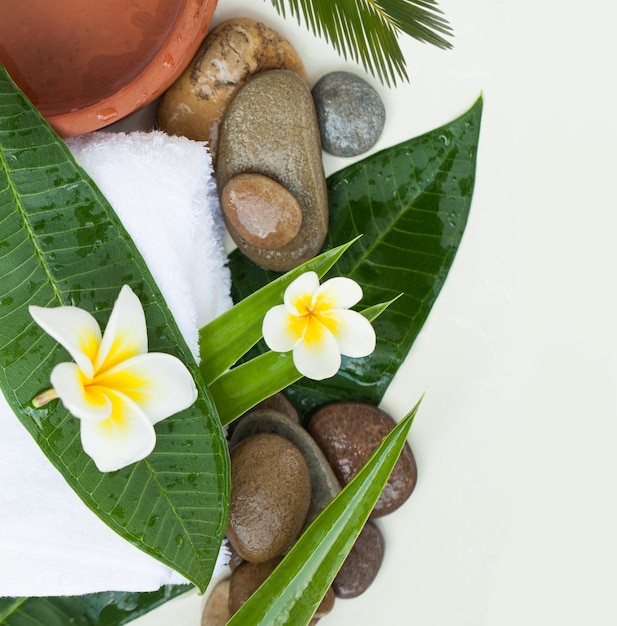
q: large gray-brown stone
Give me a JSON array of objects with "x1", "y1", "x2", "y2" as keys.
[{"x1": 217, "y1": 69, "x2": 328, "y2": 271}]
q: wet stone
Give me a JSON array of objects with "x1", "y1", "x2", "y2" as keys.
[
  {"x1": 227, "y1": 432, "x2": 311, "y2": 562},
  {"x1": 332, "y1": 521, "x2": 385, "y2": 598},
  {"x1": 230, "y1": 409, "x2": 341, "y2": 528},
  {"x1": 307, "y1": 402, "x2": 417, "y2": 517},
  {"x1": 228, "y1": 557, "x2": 282, "y2": 615},
  {"x1": 229, "y1": 557, "x2": 335, "y2": 620},
  {"x1": 156, "y1": 18, "x2": 307, "y2": 162},
  {"x1": 217, "y1": 69, "x2": 328, "y2": 271},
  {"x1": 227, "y1": 393, "x2": 300, "y2": 441},
  {"x1": 312, "y1": 71, "x2": 385, "y2": 157},
  {"x1": 252, "y1": 393, "x2": 301, "y2": 425},
  {"x1": 221, "y1": 173, "x2": 303, "y2": 250},
  {"x1": 200, "y1": 578, "x2": 232, "y2": 626}
]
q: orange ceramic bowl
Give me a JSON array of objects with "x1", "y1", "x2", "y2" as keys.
[{"x1": 0, "y1": 0, "x2": 217, "y2": 137}]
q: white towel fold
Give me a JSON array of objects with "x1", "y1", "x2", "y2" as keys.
[{"x1": 0, "y1": 131, "x2": 232, "y2": 597}]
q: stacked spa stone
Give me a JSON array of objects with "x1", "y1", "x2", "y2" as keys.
[
  {"x1": 157, "y1": 17, "x2": 386, "y2": 273},
  {"x1": 200, "y1": 395, "x2": 418, "y2": 624}
]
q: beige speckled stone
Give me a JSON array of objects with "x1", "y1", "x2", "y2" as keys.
[
  {"x1": 156, "y1": 18, "x2": 307, "y2": 162},
  {"x1": 221, "y1": 172, "x2": 303, "y2": 250},
  {"x1": 227, "y1": 433, "x2": 311, "y2": 563},
  {"x1": 200, "y1": 579, "x2": 232, "y2": 626},
  {"x1": 217, "y1": 69, "x2": 328, "y2": 271}
]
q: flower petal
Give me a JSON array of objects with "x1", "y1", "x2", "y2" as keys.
[
  {"x1": 94, "y1": 352, "x2": 198, "y2": 425},
  {"x1": 50, "y1": 362, "x2": 111, "y2": 422},
  {"x1": 262, "y1": 304, "x2": 305, "y2": 352},
  {"x1": 284, "y1": 271, "x2": 319, "y2": 315},
  {"x1": 292, "y1": 324, "x2": 341, "y2": 380},
  {"x1": 323, "y1": 309, "x2": 376, "y2": 358},
  {"x1": 95, "y1": 285, "x2": 148, "y2": 372},
  {"x1": 29, "y1": 305, "x2": 100, "y2": 378},
  {"x1": 313, "y1": 276, "x2": 363, "y2": 310},
  {"x1": 80, "y1": 390, "x2": 156, "y2": 472}
]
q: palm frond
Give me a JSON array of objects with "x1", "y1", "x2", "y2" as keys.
[{"x1": 269, "y1": 0, "x2": 453, "y2": 87}]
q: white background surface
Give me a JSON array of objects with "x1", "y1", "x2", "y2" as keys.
[{"x1": 135, "y1": 0, "x2": 617, "y2": 624}]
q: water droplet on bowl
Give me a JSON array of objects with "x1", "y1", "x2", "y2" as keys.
[
  {"x1": 96, "y1": 107, "x2": 118, "y2": 122},
  {"x1": 163, "y1": 52, "x2": 174, "y2": 68}
]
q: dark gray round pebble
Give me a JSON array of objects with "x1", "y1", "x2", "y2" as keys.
[
  {"x1": 333, "y1": 521, "x2": 385, "y2": 598},
  {"x1": 312, "y1": 71, "x2": 385, "y2": 157}
]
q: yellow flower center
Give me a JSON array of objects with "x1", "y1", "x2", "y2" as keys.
[{"x1": 289, "y1": 292, "x2": 340, "y2": 345}]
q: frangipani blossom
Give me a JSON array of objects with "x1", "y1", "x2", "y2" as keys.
[
  {"x1": 262, "y1": 271, "x2": 376, "y2": 380},
  {"x1": 29, "y1": 285, "x2": 197, "y2": 472}
]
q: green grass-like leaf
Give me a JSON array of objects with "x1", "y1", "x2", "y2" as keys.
[
  {"x1": 0, "y1": 64, "x2": 228, "y2": 592},
  {"x1": 269, "y1": 0, "x2": 452, "y2": 86}
]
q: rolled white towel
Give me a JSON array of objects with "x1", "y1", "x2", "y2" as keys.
[{"x1": 0, "y1": 131, "x2": 232, "y2": 597}]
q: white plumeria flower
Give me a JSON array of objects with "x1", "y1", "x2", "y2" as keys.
[
  {"x1": 29, "y1": 285, "x2": 198, "y2": 472},
  {"x1": 262, "y1": 271, "x2": 376, "y2": 380}
]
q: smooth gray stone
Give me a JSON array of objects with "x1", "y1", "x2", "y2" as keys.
[{"x1": 312, "y1": 71, "x2": 385, "y2": 157}]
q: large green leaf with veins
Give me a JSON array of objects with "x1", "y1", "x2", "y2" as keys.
[
  {"x1": 0, "y1": 65, "x2": 228, "y2": 592},
  {"x1": 230, "y1": 95, "x2": 482, "y2": 415},
  {"x1": 0, "y1": 587, "x2": 189, "y2": 626}
]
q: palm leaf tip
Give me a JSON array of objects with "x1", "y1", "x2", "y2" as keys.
[{"x1": 269, "y1": 0, "x2": 453, "y2": 86}]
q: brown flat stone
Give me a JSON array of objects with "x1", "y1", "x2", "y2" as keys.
[{"x1": 221, "y1": 172, "x2": 302, "y2": 250}]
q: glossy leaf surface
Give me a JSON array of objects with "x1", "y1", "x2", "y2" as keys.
[
  {"x1": 0, "y1": 65, "x2": 228, "y2": 592},
  {"x1": 227, "y1": 396, "x2": 421, "y2": 625},
  {"x1": 230, "y1": 96, "x2": 482, "y2": 414}
]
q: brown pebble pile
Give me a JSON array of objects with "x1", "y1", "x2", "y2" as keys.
[{"x1": 201, "y1": 395, "x2": 417, "y2": 624}]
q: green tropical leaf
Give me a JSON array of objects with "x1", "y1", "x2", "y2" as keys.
[
  {"x1": 0, "y1": 65, "x2": 228, "y2": 591},
  {"x1": 229, "y1": 95, "x2": 483, "y2": 414},
  {"x1": 227, "y1": 395, "x2": 422, "y2": 625},
  {"x1": 0, "y1": 587, "x2": 189, "y2": 626},
  {"x1": 269, "y1": 0, "x2": 452, "y2": 86}
]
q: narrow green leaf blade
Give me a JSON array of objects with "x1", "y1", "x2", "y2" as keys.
[
  {"x1": 227, "y1": 395, "x2": 422, "y2": 625},
  {"x1": 229, "y1": 96, "x2": 483, "y2": 414},
  {"x1": 209, "y1": 351, "x2": 301, "y2": 426},
  {"x1": 0, "y1": 65, "x2": 228, "y2": 591},
  {"x1": 199, "y1": 238, "x2": 358, "y2": 385}
]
